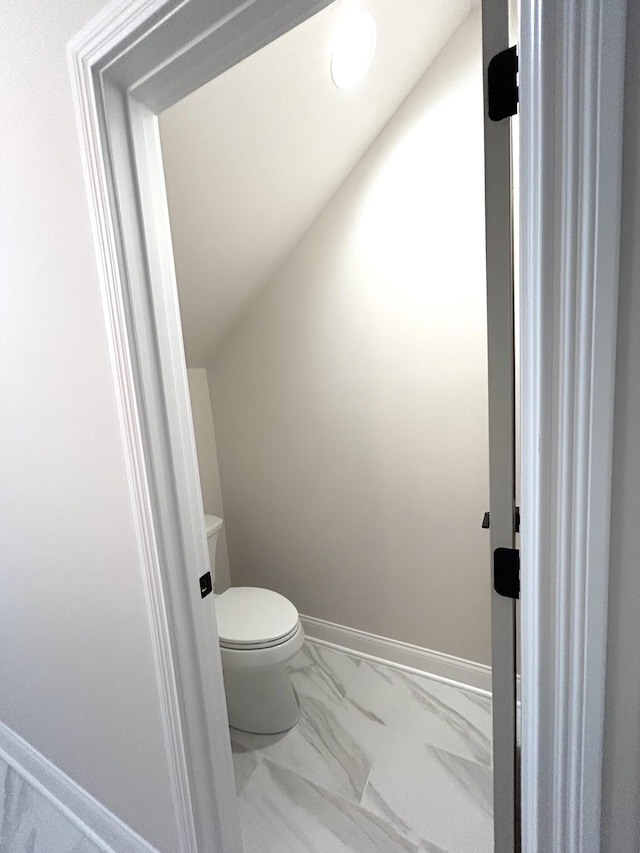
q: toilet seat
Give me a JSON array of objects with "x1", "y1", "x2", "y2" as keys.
[{"x1": 215, "y1": 587, "x2": 300, "y2": 650}]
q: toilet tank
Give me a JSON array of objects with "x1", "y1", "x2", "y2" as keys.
[{"x1": 204, "y1": 515, "x2": 223, "y2": 583}]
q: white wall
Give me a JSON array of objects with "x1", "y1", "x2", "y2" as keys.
[
  {"x1": 209, "y1": 10, "x2": 492, "y2": 664},
  {"x1": 158, "y1": 0, "x2": 473, "y2": 368},
  {"x1": 602, "y1": 2, "x2": 640, "y2": 847},
  {"x1": 0, "y1": 1, "x2": 179, "y2": 849},
  {"x1": 187, "y1": 369, "x2": 231, "y2": 590}
]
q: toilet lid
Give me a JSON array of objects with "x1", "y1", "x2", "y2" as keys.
[{"x1": 215, "y1": 587, "x2": 300, "y2": 648}]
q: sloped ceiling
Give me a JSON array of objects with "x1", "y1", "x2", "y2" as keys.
[{"x1": 159, "y1": 0, "x2": 475, "y2": 368}]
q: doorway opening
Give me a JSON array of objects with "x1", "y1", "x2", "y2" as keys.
[{"x1": 158, "y1": 1, "x2": 514, "y2": 850}]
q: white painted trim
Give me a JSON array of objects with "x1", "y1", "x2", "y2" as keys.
[
  {"x1": 0, "y1": 722, "x2": 158, "y2": 853},
  {"x1": 67, "y1": 1, "x2": 333, "y2": 851},
  {"x1": 519, "y1": 0, "x2": 627, "y2": 851},
  {"x1": 68, "y1": 19, "x2": 202, "y2": 853},
  {"x1": 300, "y1": 615, "x2": 492, "y2": 695}
]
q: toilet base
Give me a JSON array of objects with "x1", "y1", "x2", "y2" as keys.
[{"x1": 223, "y1": 662, "x2": 301, "y2": 734}]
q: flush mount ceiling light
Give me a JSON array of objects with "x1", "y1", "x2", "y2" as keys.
[{"x1": 330, "y1": 12, "x2": 377, "y2": 90}]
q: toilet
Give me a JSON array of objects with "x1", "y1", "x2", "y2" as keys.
[{"x1": 205, "y1": 514, "x2": 305, "y2": 734}]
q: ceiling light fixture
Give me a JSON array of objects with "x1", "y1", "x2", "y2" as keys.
[{"x1": 330, "y1": 12, "x2": 377, "y2": 90}]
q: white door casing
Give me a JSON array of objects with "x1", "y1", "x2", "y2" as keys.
[
  {"x1": 67, "y1": 0, "x2": 627, "y2": 851},
  {"x1": 69, "y1": 1, "x2": 335, "y2": 849},
  {"x1": 519, "y1": 1, "x2": 626, "y2": 851}
]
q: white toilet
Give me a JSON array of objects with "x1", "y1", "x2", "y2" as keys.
[{"x1": 205, "y1": 514, "x2": 305, "y2": 734}]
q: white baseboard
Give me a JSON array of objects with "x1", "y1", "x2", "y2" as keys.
[
  {"x1": 0, "y1": 722, "x2": 159, "y2": 853},
  {"x1": 300, "y1": 614, "x2": 493, "y2": 695}
]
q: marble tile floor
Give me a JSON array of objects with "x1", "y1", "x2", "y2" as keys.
[
  {"x1": 231, "y1": 642, "x2": 494, "y2": 853},
  {"x1": 0, "y1": 642, "x2": 493, "y2": 853},
  {"x1": 0, "y1": 758, "x2": 101, "y2": 853}
]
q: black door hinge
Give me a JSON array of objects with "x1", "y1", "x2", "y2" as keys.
[
  {"x1": 494, "y1": 547, "x2": 520, "y2": 599},
  {"x1": 488, "y1": 45, "x2": 519, "y2": 121}
]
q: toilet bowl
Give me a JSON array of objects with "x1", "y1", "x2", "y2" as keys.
[{"x1": 205, "y1": 515, "x2": 304, "y2": 734}]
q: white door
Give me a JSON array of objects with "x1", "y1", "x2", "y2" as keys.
[{"x1": 481, "y1": 0, "x2": 519, "y2": 851}]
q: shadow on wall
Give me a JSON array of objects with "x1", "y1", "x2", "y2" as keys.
[
  {"x1": 206, "y1": 9, "x2": 491, "y2": 665},
  {"x1": 187, "y1": 368, "x2": 231, "y2": 591}
]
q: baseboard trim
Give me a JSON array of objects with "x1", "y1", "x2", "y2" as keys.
[
  {"x1": 299, "y1": 615, "x2": 492, "y2": 695},
  {"x1": 0, "y1": 722, "x2": 159, "y2": 853}
]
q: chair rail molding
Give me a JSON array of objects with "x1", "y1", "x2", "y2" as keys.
[
  {"x1": 0, "y1": 722, "x2": 161, "y2": 853},
  {"x1": 520, "y1": 0, "x2": 626, "y2": 851}
]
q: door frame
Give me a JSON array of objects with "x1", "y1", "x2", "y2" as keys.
[
  {"x1": 481, "y1": 0, "x2": 518, "y2": 849},
  {"x1": 519, "y1": 1, "x2": 626, "y2": 851},
  {"x1": 68, "y1": 0, "x2": 626, "y2": 850}
]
